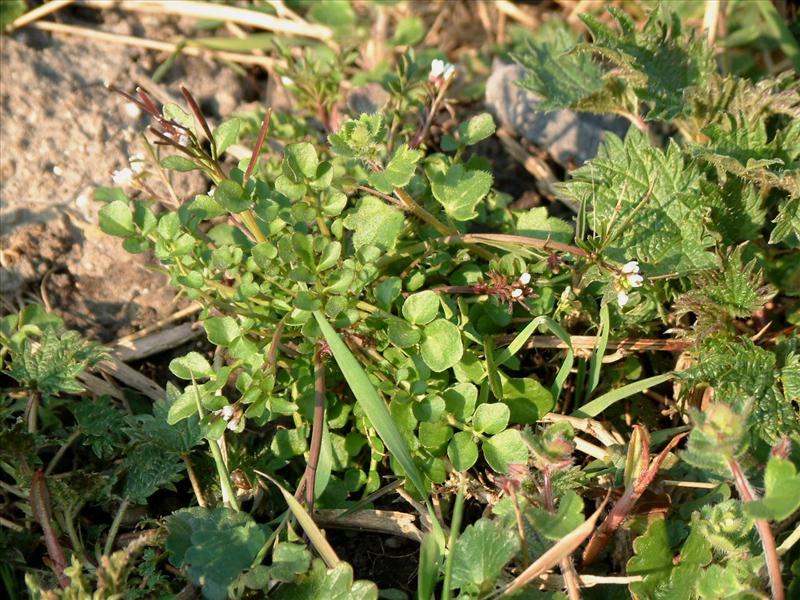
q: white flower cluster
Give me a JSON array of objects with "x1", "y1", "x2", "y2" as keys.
[
  {"x1": 216, "y1": 404, "x2": 240, "y2": 431},
  {"x1": 111, "y1": 153, "x2": 146, "y2": 187},
  {"x1": 164, "y1": 130, "x2": 190, "y2": 147},
  {"x1": 616, "y1": 260, "x2": 644, "y2": 307},
  {"x1": 429, "y1": 59, "x2": 455, "y2": 84}
]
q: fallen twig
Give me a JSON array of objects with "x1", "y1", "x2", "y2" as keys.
[{"x1": 6, "y1": 0, "x2": 75, "y2": 31}]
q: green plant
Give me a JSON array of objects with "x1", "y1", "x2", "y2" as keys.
[{"x1": 4, "y1": 2, "x2": 800, "y2": 599}]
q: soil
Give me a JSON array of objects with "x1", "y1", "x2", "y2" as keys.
[{"x1": 0, "y1": 9, "x2": 256, "y2": 341}]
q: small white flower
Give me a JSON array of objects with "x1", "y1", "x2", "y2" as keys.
[
  {"x1": 627, "y1": 273, "x2": 644, "y2": 288},
  {"x1": 511, "y1": 288, "x2": 523, "y2": 299},
  {"x1": 221, "y1": 404, "x2": 235, "y2": 421},
  {"x1": 129, "y1": 153, "x2": 146, "y2": 174},
  {"x1": 281, "y1": 75, "x2": 294, "y2": 86},
  {"x1": 621, "y1": 260, "x2": 640, "y2": 275},
  {"x1": 112, "y1": 167, "x2": 134, "y2": 187},
  {"x1": 208, "y1": 186, "x2": 216, "y2": 197},
  {"x1": 124, "y1": 102, "x2": 141, "y2": 119},
  {"x1": 227, "y1": 417, "x2": 240, "y2": 431},
  {"x1": 429, "y1": 59, "x2": 455, "y2": 83},
  {"x1": 178, "y1": 133, "x2": 190, "y2": 146},
  {"x1": 518, "y1": 272, "x2": 531, "y2": 285},
  {"x1": 442, "y1": 63, "x2": 455, "y2": 81},
  {"x1": 617, "y1": 290, "x2": 629, "y2": 307}
]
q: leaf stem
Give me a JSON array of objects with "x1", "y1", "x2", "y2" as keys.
[
  {"x1": 729, "y1": 458, "x2": 785, "y2": 600},
  {"x1": 104, "y1": 498, "x2": 130, "y2": 556},
  {"x1": 183, "y1": 454, "x2": 207, "y2": 508},
  {"x1": 45, "y1": 429, "x2": 82, "y2": 476},
  {"x1": 304, "y1": 348, "x2": 327, "y2": 511}
]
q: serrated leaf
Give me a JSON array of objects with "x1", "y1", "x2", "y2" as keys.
[
  {"x1": 483, "y1": 429, "x2": 528, "y2": 473},
  {"x1": 343, "y1": 195, "x2": 405, "y2": 251},
  {"x1": 99, "y1": 200, "x2": 134, "y2": 237},
  {"x1": 420, "y1": 319, "x2": 463, "y2": 373},
  {"x1": 744, "y1": 457, "x2": 800, "y2": 521},
  {"x1": 450, "y1": 518, "x2": 519, "y2": 592},
  {"x1": 560, "y1": 129, "x2": 716, "y2": 276},
  {"x1": 122, "y1": 443, "x2": 184, "y2": 503},
  {"x1": 431, "y1": 164, "x2": 492, "y2": 222},
  {"x1": 368, "y1": 144, "x2": 422, "y2": 193}
]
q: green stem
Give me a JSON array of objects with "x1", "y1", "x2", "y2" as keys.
[
  {"x1": 45, "y1": 429, "x2": 82, "y2": 476},
  {"x1": 26, "y1": 392, "x2": 39, "y2": 434},
  {"x1": 104, "y1": 498, "x2": 130, "y2": 556},
  {"x1": 441, "y1": 480, "x2": 465, "y2": 599}
]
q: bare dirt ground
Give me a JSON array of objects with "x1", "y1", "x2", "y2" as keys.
[{"x1": 0, "y1": 11, "x2": 255, "y2": 341}]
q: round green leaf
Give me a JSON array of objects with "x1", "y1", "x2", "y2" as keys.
[
  {"x1": 169, "y1": 352, "x2": 214, "y2": 380},
  {"x1": 402, "y1": 290, "x2": 440, "y2": 325},
  {"x1": 420, "y1": 319, "x2": 463, "y2": 373},
  {"x1": 99, "y1": 200, "x2": 134, "y2": 237},
  {"x1": 283, "y1": 142, "x2": 319, "y2": 182},
  {"x1": 204, "y1": 316, "x2": 240, "y2": 347},
  {"x1": 483, "y1": 429, "x2": 528, "y2": 473},
  {"x1": 501, "y1": 377, "x2": 554, "y2": 424},
  {"x1": 215, "y1": 180, "x2": 251, "y2": 213},
  {"x1": 443, "y1": 383, "x2": 478, "y2": 421},
  {"x1": 473, "y1": 403, "x2": 510, "y2": 435},
  {"x1": 388, "y1": 320, "x2": 421, "y2": 348},
  {"x1": 413, "y1": 395, "x2": 445, "y2": 422},
  {"x1": 447, "y1": 431, "x2": 479, "y2": 471}
]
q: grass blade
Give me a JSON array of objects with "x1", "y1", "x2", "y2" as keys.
[
  {"x1": 254, "y1": 470, "x2": 340, "y2": 568},
  {"x1": 571, "y1": 373, "x2": 674, "y2": 418},
  {"x1": 313, "y1": 311, "x2": 428, "y2": 499},
  {"x1": 495, "y1": 315, "x2": 575, "y2": 402}
]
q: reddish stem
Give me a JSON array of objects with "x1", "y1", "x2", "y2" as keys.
[
  {"x1": 243, "y1": 108, "x2": 272, "y2": 186},
  {"x1": 30, "y1": 471, "x2": 69, "y2": 588},
  {"x1": 729, "y1": 458, "x2": 785, "y2": 600},
  {"x1": 304, "y1": 348, "x2": 327, "y2": 512}
]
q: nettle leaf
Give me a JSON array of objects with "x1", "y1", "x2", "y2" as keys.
[
  {"x1": 515, "y1": 207, "x2": 574, "y2": 245},
  {"x1": 271, "y1": 559, "x2": 378, "y2": 600},
  {"x1": 527, "y1": 491, "x2": 584, "y2": 541},
  {"x1": 560, "y1": 129, "x2": 716, "y2": 275},
  {"x1": 122, "y1": 443, "x2": 185, "y2": 504},
  {"x1": 431, "y1": 164, "x2": 493, "y2": 222},
  {"x1": 514, "y1": 18, "x2": 619, "y2": 113},
  {"x1": 420, "y1": 319, "x2": 463, "y2": 373},
  {"x1": 702, "y1": 179, "x2": 765, "y2": 244},
  {"x1": 328, "y1": 113, "x2": 386, "y2": 161},
  {"x1": 771, "y1": 196, "x2": 800, "y2": 246},
  {"x1": 451, "y1": 518, "x2": 519, "y2": 594},
  {"x1": 483, "y1": 429, "x2": 528, "y2": 473},
  {"x1": 576, "y1": 5, "x2": 714, "y2": 120},
  {"x1": 368, "y1": 144, "x2": 422, "y2": 193},
  {"x1": 72, "y1": 399, "x2": 127, "y2": 459},
  {"x1": 744, "y1": 457, "x2": 800, "y2": 521},
  {"x1": 166, "y1": 507, "x2": 269, "y2": 600},
  {"x1": 343, "y1": 195, "x2": 405, "y2": 251},
  {"x1": 126, "y1": 395, "x2": 203, "y2": 455}
]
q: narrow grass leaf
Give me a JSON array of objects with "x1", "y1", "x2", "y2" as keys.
[
  {"x1": 254, "y1": 470, "x2": 340, "y2": 568},
  {"x1": 572, "y1": 373, "x2": 674, "y2": 418},
  {"x1": 586, "y1": 302, "x2": 610, "y2": 398},
  {"x1": 313, "y1": 311, "x2": 428, "y2": 498}
]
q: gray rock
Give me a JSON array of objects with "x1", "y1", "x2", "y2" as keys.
[{"x1": 485, "y1": 61, "x2": 629, "y2": 168}]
